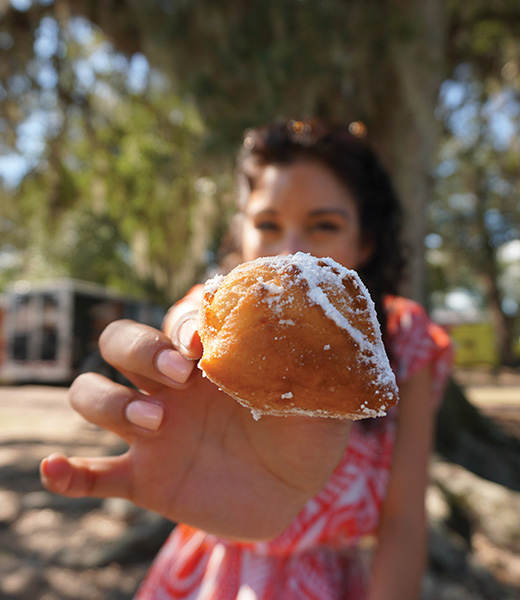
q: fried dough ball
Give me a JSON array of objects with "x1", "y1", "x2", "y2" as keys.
[{"x1": 198, "y1": 252, "x2": 398, "y2": 420}]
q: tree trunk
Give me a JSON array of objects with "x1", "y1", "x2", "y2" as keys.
[
  {"x1": 475, "y1": 169, "x2": 516, "y2": 366},
  {"x1": 436, "y1": 378, "x2": 520, "y2": 491},
  {"x1": 366, "y1": 0, "x2": 446, "y2": 304}
]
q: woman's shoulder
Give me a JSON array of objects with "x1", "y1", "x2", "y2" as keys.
[
  {"x1": 383, "y1": 294, "x2": 427, "y2": 321},
  {"x1": 383, "y1": 295, "x2": 447, "y2": 340},
  {"x1": 383, "y1": 295, "x2": 453, "y2": 397}
]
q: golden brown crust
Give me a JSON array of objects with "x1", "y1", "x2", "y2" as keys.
[{"x1": 198, "y1": 253, "x2": 399, "y2": 420}]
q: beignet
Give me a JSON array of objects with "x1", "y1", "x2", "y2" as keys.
[{"x1": 198, "y1": 252, "x2": 398, "y2": 420}]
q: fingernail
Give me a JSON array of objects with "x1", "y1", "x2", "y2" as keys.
[
  {"x1": 156, "y1": 349, "x2": 193, "y2": 384},
  {"x1": 178, "y1": 318, "x2": 197, "y2": 354},
  {"x1": 126, "y1": 401, "x2": 164, "y2": 431}
]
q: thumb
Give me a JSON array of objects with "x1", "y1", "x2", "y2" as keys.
[
  {"x1": 171, "y1": 310, "x2": 203, "y2": 359},
  {"x1": 40, "y1": 453, "x2": 131, "y2": 499}
]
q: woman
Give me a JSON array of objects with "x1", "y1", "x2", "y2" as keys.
[{"x1": 41, "y1": 119, "x2": 452, "y2": 599}]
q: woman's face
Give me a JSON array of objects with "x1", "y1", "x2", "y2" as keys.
[{"x1": 240, "y1": 160, "x2": 373, "y2": 269}]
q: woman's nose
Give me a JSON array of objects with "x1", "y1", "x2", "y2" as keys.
[{"x1": 279, "y1": 231, "x2": 307, "y2": 255}]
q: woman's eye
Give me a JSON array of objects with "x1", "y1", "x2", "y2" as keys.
[
  {"x1": 311, "y1": 221, "x2": 340, "y2": 233},
  {"x1": 256, "y1": 221, "x2": 280, "y2": 232}
]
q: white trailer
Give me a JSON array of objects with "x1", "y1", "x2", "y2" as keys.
[{"x1": 0, "y1": 279, "x2": 164, "y2": 384}]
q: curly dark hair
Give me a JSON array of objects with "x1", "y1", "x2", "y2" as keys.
[{"x1": 234, "y1": 118, "x2": 408, "y2": 345}]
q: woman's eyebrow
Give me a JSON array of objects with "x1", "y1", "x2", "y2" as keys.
[
  {"x1": 249, "y1": 208, "x2": 277, "y2": 217},
  {"x1": 309, "y1": 208, "x2": 350, "y2": 219}
]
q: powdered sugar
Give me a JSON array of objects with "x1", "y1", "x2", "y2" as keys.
[
  {"x1": 204, "y1": 273, "x2": 225, "y2": 296},
  {"x1": 247, "y1": 252, "x2": 395, "y2": 389}
]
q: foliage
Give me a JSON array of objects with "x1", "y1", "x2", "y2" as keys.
[
  {"x1": 0, "y1": 10, "x2": 234, "y2": 302},
  {"x1": 1, "y1": 0, "x2": 520, "y2": 344},
  {"x1": 1, "y1": 0, "x2": 454, "y2": 161},
  {"x1": 430, "y1": 64, "x2": 520, "y2": 363}
]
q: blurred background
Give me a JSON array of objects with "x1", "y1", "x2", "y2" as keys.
[{"x1": 0, "y1": 1, "x2": 519, "y2": 599}]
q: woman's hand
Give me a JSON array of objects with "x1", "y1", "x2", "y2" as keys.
[{"x1": 40, "y1": 317, "x2": 351, "y2": 541}]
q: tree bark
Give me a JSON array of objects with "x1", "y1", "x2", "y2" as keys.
[
  {"x1": 475, "y1": 171, "x2": 516, "y2": 366},
  {"x1": 368, "y1": 0, "x2": 446, "y2": 303}
]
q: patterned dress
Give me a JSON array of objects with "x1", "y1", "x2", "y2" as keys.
[{"x1": 135, "y1": 295, "x2": 452, "y2": 600}]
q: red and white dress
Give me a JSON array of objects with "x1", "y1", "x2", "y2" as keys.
[{"x1": 135, "y1": 296, "x2": 452, "y2": 600}]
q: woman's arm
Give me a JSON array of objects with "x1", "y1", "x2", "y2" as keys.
[{"x1": 367, "y1": 365, "x2": 436, "y2": 600}]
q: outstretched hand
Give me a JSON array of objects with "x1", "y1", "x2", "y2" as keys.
[{"x1": 41, "y1": 314, "x2": 351, "y2": 541}]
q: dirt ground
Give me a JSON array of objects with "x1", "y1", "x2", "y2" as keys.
[
  {"x1": 0, "y1": 368, "x2": 519, "y2": 599},
  {"x1": 0, "y1": 385, "x2": 162, "y2": 599},
  {"x1": 453, "y1": 367, "x2": 520, "y2": 440}
]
